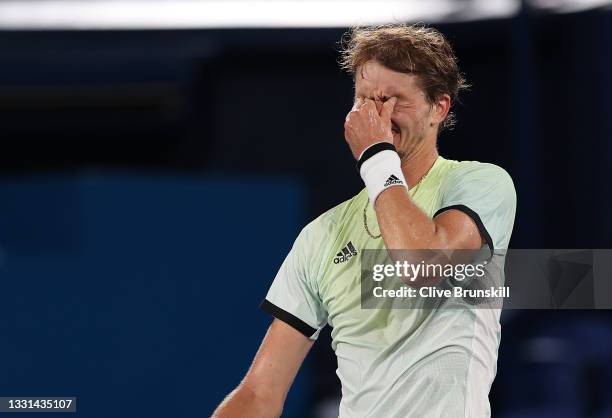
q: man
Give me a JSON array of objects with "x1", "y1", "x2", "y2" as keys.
[{"x1": 213, "y1": 24, "x2": 516, "y2": 418}]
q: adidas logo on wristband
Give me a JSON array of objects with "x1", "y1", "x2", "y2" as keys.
[
  {"x1": 384, "y1": 174, "x2": 403, "y2": 187},
  {"x1": 359, "y1": 145, "x2": 407, "y2": 205}
]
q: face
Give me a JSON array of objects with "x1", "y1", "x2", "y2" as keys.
[{"x1": 354, "y1": 60, "x2": 449, "y2": 159}]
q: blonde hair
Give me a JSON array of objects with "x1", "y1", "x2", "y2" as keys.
[{"x1": 339, "y1": 23, "x2": 468, "y2": 130}]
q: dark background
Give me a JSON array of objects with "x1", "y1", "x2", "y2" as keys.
[{"x1": 1, "y1": 3, "x2": 611, "y2": 418}]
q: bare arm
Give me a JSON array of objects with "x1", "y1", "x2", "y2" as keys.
[
  {"x1": 344, "y1": 96, "x2": 483, "y2": 270},
  {"x1": 375, "y1": 186, "x2": 483, "y2": 251},
  {"x1": 212, "y1": 319, "x2": 314, "y2": 418},
  {"x1": 344, "y1": 95, "x2": 490, "y2": 286},
  {"x1": 373, "y1": 187, "x2": 484, "y2": 286}
]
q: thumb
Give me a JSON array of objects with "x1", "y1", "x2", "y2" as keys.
[{"x1": 380, "y1": 97, "x2": 397, "y2": 122}]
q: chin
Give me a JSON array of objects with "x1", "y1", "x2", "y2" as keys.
[
  {"x1": 394, "y1": 143, "x2": 408, "y2": 160},
  {"x1": 394, "y1": 136, "x2": 420, "y2": 160}
]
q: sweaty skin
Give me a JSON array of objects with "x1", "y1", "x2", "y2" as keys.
[
  {"x1": 344, "y1": 61, "x2": 483, "y2": 274},
  {"x1": 344, "y1": 96, "x2": 396, "y2": 159}
]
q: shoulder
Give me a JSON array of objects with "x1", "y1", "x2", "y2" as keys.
[
  {"x1": 289, "y1": 192, "x2": 363, "y2": 285},
  {"x1": 444, "y1": 159, "x2": 514, "y2": 184},
  {"x1": 293, "y1": 190, "x2": 365, "y2": 265},
  {"x1": 436, "y1": 159, "x2": 517, "y2": 250},
  {"x1": 301, "y1": 189, "x2": 366, "y2": 239},
  {"x1": 440, "y1": 159, "x2": 516, "y2": 199}
]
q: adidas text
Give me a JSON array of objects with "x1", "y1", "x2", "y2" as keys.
[
  {"x1": 333, "y1": 241, "x2": 358, "y2": 264},
  {"x1": 384, "y1": 174, "x2": 403, "y2": 187}
]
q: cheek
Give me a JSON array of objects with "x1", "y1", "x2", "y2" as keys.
[
  {"x1": 394, "y1": 115, "x2": 413, "y2": 133},
  {"x1": 399, "y1": 110, "x2": 429, "y2": 133}
]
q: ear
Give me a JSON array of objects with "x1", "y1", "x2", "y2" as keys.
[{"x1": 431, "y1": 94, "x2": 451, "y2": 125}]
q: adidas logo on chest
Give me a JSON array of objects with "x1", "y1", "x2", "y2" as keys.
[{"x1": 333, "y1": 241, "x2": 358, "y2": 264}]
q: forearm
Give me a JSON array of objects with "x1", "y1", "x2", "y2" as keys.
[
  {"x1": 375, "y1": 187, "x2": 443, "y2": 250},
  {"x1": 213, "y1": 382, "x2": 282, "y2": 418},
  {"x1": 373, "y1": 187, "x2": 453, "y2": 287},
  {"x1": 374, "y1": 186, "x2": 486, "y2": 287}
]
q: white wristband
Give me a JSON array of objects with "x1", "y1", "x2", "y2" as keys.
[{"x1": 358, "y1": 144, "x2": 408, "y2": 205}]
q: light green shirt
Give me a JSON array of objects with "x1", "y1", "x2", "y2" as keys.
[{"x1": 261, "y1": 156, "x2": 516, "y2": 418}]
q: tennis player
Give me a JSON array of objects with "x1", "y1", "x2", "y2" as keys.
[{"x1": 213, "y1": 24, "x2": 516, "y2": 418}]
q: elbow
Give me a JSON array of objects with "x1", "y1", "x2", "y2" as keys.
[
  {"x1": 240, "y1": 381, "x2": 285, "y2": 418},
  {"x1": 240, "y1": 382, "x2": 284, "y2": 418},
  {"x1": 265, "y1": 400, "x2": 283, "y2": 418},
  {"x1": 212, "y1": 383, "x2": 284, "y2": 418},
  {"x1": 267, "y1": 401, "x2": 283, "y2": 418}
]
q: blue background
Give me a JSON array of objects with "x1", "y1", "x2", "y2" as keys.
[{"x1": 0, "y1": 175, "x2": 308, "y2": 417}]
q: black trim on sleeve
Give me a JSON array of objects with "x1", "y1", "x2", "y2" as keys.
[
  {"x1": 433, "y1": 204, "x2": 494, "y2": 257},
  {"x1": 356, "y1": 142, "x2": 397, "y2": 171},
  {"x1": 260, "y1": 299, "x2": 318, "y2": 338}
]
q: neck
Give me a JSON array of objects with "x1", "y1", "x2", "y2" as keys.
[{"x1": 399, "y1": 138, "x2": 439, "y2": 189}]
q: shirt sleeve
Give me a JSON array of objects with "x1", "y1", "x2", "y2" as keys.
[
  {"x1": 434, "y1": 162, "x2": 517, "y2": 254},
  {"x1": 260, "y1": 225, "x2": 328, "y2": 340}
]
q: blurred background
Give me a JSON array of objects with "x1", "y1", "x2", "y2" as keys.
[{"x1": 0, "y1": 0, "x2": 612, "y2": 417}]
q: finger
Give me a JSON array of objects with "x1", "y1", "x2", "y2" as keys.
[
  {"x1": 362, "y1": 98, "x2": 375, "y2": 109},
  {"x1": 380, "y1": 97, "x2": 398, "y2": 121},
  {"x1": 362, "y1": 99, "x2": 379, "y2": 118},
  {"x1": 374, "y1": 99, "x2": 383, "y2": 114},
  {"x1": 352, "y1": 97, "x2": 363, "y2": 111}
]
